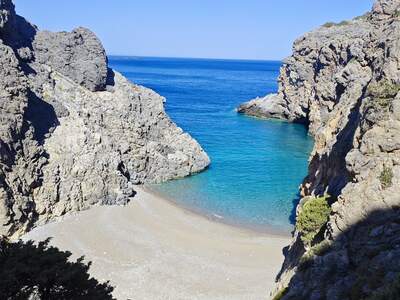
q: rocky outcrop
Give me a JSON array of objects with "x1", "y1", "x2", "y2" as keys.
[
  {"x1": 236, "y1": 94, "x2": 287, "y2": 120},
  {"x1": 0, "y1": 0, "x2": 210, "y2": 238},
  {"x1": 33, "y1": 28, "x2": 108, "y2": 92},
  {"x1": 238, "y1": 0, "x2": 400, "y2": 299}
]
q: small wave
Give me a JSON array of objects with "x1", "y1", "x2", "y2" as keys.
[{"x1": 213, "y1": 213, "x2": 224, "y2": 219}]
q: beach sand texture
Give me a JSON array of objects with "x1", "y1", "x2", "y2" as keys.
[{"x1": 23, "y1": 187, "x2": 289, "y2": 300}]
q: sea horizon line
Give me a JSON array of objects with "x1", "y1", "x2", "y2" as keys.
[{"x1": 107, "y1": 54, "x2": 283, "y2": 64}]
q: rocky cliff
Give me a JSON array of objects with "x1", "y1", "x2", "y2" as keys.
[
  {"x1": 0, "y1": 0, "x2": 210, "y2": 238},
  {"x1": 240, "y1": 1, "x2": 400, "y2": 299}
]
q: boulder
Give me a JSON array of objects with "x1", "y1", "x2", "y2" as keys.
[{"x1": 33, "y1": 27, "x2": 108, "y2": 92}]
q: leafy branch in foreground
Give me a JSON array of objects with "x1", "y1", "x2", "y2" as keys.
[{"x1": 0, "y1": 238, "x2": 115, "y2": 300}]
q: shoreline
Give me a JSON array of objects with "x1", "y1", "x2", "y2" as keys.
[
  {"x1": 142, "y1": 185, "x2": 293, "y2": 238},
  {"x1": 23, "y1": 186, "x2": 290, "y2": 300}
]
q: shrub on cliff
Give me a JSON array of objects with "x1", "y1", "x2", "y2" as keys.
[
  {"x1": 322, "y1": 22, "x2": 336, "y2": 28},
  {"x1": 0, "y1": 238, "x2": 115, "y2": 299},
  {"x1": 322, "y1": 20, "x2": 350, "y2": 28},
  {"x1": 379, "y1": 166, "x2": 393, "y2": 189},
  {"x1": 367, "y1": 79, "x2": 400, "y2": 100},
  {"x1": 296, "y1": 195, "x2": 331, "y2": 245}
]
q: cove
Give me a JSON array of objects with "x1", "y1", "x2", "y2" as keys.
[{"x1": 109, "y1": 56, "x2": 313, "y2": 234}]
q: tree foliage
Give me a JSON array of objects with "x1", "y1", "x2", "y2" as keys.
[
  {"x1": 0, "y1": 238, "x2": 115, "y2": 300},
  {"x1": 296, "y1": 195, "x2": 331, "y2": 245}
]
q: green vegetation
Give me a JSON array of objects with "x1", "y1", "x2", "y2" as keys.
[
  {"x1": 310, "y1": 240, "x2": 331, "y2": 256},
  {"x1": 272, "y1": 287, "x2": 288, "y2": 300},
  {"x1": 0, "y1": 238, "x2": 114, "y2": 299},
  {"x1": 379, "y1": 166, "x2": 393, "y2": 189},
  {"x1": 322, "y1": 22, "x2": 336, "y2": 28},
  {"x1": 354, "y1": 12, "x2": 371, "y2": 21},
  {"x1": 298, "y1": 252, "x2": 314, "y2": 271},
  {"x1": 338, "y1": 20, "x2": 351, "y2": 26},
  {"x1": 298, "y1": 240, "x2": 331, "y2": 271},
  {"x1": 296, "y1": 195, "x2": 332, "y2": 245},
  {"x1": 367, "y1": 80, "x2": 400, "y2": 110},
  {"x1": 322, "y1": 20, "x2": 350, "y2": 28},
  {"x1": 367, "y1": 79, "x2": 400, "y2": 99}
]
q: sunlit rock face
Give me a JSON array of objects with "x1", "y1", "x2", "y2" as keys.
[{"x1": 0, "y1": 0, "x2": 210, "y2": 238}]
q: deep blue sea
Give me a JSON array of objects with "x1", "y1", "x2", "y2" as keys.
[{"x1": 109, "y1": 56, "x2": 313, "y2": 234}]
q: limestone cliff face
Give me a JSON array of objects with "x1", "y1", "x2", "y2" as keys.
[
  {"x1": 0, "y1": 0, "x2": 210, "y2": 238},
  {"x1": 240, "y1": 0, "x2": 400, "y2": 299}
]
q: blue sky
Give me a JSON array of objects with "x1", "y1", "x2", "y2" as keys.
[{"x1": 15, "y1": 0, "x2": 374, "y2": 60}]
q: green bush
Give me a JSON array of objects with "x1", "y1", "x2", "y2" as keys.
[
  {"x1": 379, "y1": 166, "x2": 393, "y2": 189},
  {"x1": 322, "y1": 22, "x2": 336, "y2": 28},
  {"x1": 296, "y1": 195, "x2": 332, "y2": 245},
  {"x1": 367, "y1": 79, "x2": 400, "y2": 99},
  {"x1": 322, "y1": 20, "x2": 350, "y2": 28},
  {"x1": 338, "y1": 20, "x2": 350, "y2": 26},
  {"x1": 298, "y1": 240, "x2": 331, "y2": 271},
  {"x1": 310, "y1": 240, "x2": 331, "y2": 256},
  {"x1": 298, "y1": 252, "x2": 314, "y2": 271}
]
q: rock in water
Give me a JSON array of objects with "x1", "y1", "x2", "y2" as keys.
[
  {"x1": 237, "y1": 94, "x2": 288, "y2": 121},
  {"x1": 238, "y1": 0, "x2": 400, "y2": 299},
  {"x1": 0, "y1": 0, "x2": 210, "y2": 238}
]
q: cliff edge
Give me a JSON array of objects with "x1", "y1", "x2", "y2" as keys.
[
  {"x1": 240, "y1": 0, "x2": 400, "y2": 299},
  {"x1": 0, "y1": 0, "x2": 210, "y2": 238}
]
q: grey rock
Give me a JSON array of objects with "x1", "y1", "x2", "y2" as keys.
[
  {"x1": 0, "y1": 0, "x2": 12, "y2": 29},
  {"x1": 373, "y1": 0, "x2": 400, "y2": 15},
  {"x1": 0, "y1": 0, "x2": 36, "y2": 52},
  {"x1": 0, "y1": 1, "x2": 210, "y2": 238},
  {"x1": 33, "y1": 27, "x2": 108, "y2": 91},
  {"x1": 236, "y1": 93, "x2": 287, "y2": 120}
]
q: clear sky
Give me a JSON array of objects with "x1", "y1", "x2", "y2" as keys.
[{"x1": 14, "y1": 0, "x2": 374, "y2": 60}]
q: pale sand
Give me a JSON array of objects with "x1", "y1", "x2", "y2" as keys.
[{"x1": 22, "y1": 187, "x2": 290, "y2": 300}]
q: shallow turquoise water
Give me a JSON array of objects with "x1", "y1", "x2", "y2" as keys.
[{"x1": 109, "y1": 56, "x2": 313, "y2": 233}]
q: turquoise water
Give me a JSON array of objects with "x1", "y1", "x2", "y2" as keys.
[{"x1": 109, "y1": 56, "x2": 313, "y2": 233}]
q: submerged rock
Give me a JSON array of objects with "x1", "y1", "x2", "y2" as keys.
[{"x1": 0, "y1": 0, "x2": 210, "y2": 238}]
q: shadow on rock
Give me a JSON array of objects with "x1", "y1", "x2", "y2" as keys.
[
  {"x1": 106, "y1": 68, "x2": 116, "y2": 86},
  {"x1": 24, "y1": 91, "x2": 59, "y2": 145},
  {"x1": 278, "y1": 207, "x2": 400, "y2": 300},
  {"x1": 0, "y1": 238, "x2": 115, "y2": 300},
  {"x1": 289, "y1": 192, "x2": 303, "y2": 225}
]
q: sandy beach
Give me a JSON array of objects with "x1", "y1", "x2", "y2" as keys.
[{"x1": 22, "y1": 187, "x2": 290, "y2": 300}]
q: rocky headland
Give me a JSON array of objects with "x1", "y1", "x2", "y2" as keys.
[
  {"x1": 0, "y1": 0, "x2": 210, "y2": 239},
  {"x1": 239, "y1": 0, "x2": 400, "y2": 299}
]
